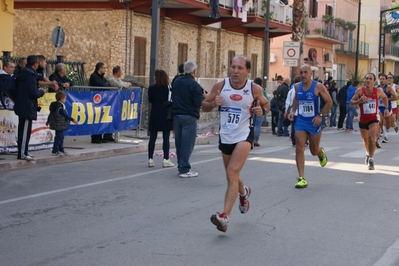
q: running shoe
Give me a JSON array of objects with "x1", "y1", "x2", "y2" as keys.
[
  {"x1": 60, "y1": 151, "x2": 69, "y2": 156},
  {"x1": 179, "y1": 170, "x2": 198, "y2": 178},
  {"x1": 295, "y1": 177, "x2": 308, "y2": 188},
  {"x1": 20, "y1": 155, "x2": 35, "y2": 161},
  {"x1": 368, "y1": 159, "x2": 374, "y2": 170},
  {"x1": 318, "y1": 147, "x2": 327, "y2": 167},
  {"x1": 162, "y1": 159, "x2": 174, "y2": 168},
  {"x1": 148, "y1": 158, "x2": 154, "y2": 167},
  {"x1": 375, "y1": 141, "x2": 381, "y2": 149},
  {"x1": 210, "y1": 212, "x2": 229, "y2": 232},
  {"x1": 395, "y1": 125, "x2": 398, "y2": 133},
  {"x1": 382, "y1": 137, "x2": 389, "y2": 143},
  {"x1": 365, "y1": 155, "x2": 369, "y2": 165},
  {"x1": 238, "y1": 186, "x2": 251, "y2": 214},
  {"x1": 51, "y1": 152, "x2": 61, "y2": 156}
]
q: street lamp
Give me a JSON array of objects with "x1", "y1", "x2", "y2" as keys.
[
  {"x1": 263, "y1": 0, "x2": 270, "y2": 86},
  {"x1": 354, "y1": 0, "x2": 361, "y2": 81}
]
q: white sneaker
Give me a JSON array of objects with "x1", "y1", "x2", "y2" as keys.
[
  {"x1": 162, "y1": 159, "x2": 174, "y2": 168},
  {"x1": 27, "y1": 153, "x2": 34, "y2": 158},
  {"x1": 148, "y1": 158, "x2": 154, "y2": 167},
  {"x1": 210, "y1": 212, "x2": 229, "y2": 232},
  {"x1": 21, "y1": 155, "x2": 35, "y2": 161},
  {"x1": 179, "y1": 170, "x2": 198, "y2": 178},
  {"x1": 60, "y1": 152, "x2": 69, "y2": 156}
]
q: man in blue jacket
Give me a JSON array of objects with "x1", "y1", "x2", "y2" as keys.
[
  {"x1": 171, "y1": 60, "x2": 205, "y2": 177},
  {"x1": 14, "y1": 55, "x2": 46, "y2": 161}
]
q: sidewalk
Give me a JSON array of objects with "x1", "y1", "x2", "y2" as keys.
[{"x1": 0, "y1": 122, "x2": 220, "y2": 172}]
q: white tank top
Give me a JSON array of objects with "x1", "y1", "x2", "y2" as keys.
[
  {"x1": 219, "y1": 78, "x2": 254, "y2": 144},
  {"x1": 391, "y1": 84, "x2": 397, "y2": 108}
]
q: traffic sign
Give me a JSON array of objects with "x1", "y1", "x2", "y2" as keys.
[
  {"x1": 284, "y1": 59, "x2": 298, "y2": 67},
  {"x1": 283, "y1": 41, "x2": 300, "y2": 59}
]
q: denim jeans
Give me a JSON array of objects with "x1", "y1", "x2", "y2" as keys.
[
  {"x1": 346, "y1": 105, "x2": 356, "y2": 130},
  {"x1": 253, "y1": 114, "x2": 264, "y2": 142},
  {"x1": 329, "y1": 105, "x2": 338, "y2": 127},
  {"x1": 277, "y1": 110, "x2": 289, "y2": 136},
  {"x1": 52, "y1": 130, "x2": 65, "y2": 153},
  {"x1": 173, "y1": 115, "x2": 197, "y2": 174}
]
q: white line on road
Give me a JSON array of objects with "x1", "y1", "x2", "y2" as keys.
[{"x1": 0, "y1": 157, "x2": 222, "y2": 206}]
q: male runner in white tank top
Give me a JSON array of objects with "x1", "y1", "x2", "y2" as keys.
[{"x1": 202, "y1": 55, "x2": 270, "y2": 232}]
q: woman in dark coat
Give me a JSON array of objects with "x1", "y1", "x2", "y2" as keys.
[{"x1": 147, "y1": 69, "x2": 174, "y2": 168}]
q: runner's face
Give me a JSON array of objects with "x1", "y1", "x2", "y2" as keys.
[
  {"x1": 379, "y1": 76, "x2": 387, "y2": 85},
  {"x1": 365, "y1": 74, "x2": 375, "y2": 87},
  {"x1": 387, "y1": 75, "x2": 394, "y2": 84},
  {"x1": 299, "y1": 67, "x2": 311, "y2": 83},
  {"x1": 229, "y1": 58, "x2": 250, "y2": 86}
]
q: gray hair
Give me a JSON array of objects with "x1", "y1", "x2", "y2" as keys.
[
  {"x1": 184, "y1": 60, "x2": 197, "y2": 74},
  {"x1": 55, "y1": 63, "x2": 65, "y2": 73}
]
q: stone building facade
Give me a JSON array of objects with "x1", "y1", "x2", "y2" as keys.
[{"x1": 13, "y1": 8, "x2": 265, "y2": 86}]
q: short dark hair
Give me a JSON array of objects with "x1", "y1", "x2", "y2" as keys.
[
  {"x1": 37, "y1": 55, "x2": 46, "y2": 61},
  {"x1": 178, "y1": 64, "x2": 184, "y2": 74},
  {"x1": 95, "y1": 62, "x2": 104, "y2": 71},
  {"x1": 18, "y1": 57, "x2": 27, "y2": 64},
  {"x1": 353, "y1": 80, "x2": 360, "y2": 86},
  {"x1": 2, "y1": 60, "x2": 13, "y2": 69},
  {"x1": 379, "y1": 73, "x2": 387, "y2": 79},
  {"x1": 277, "y1": 75, "x2": 283, "y2": 81},
  {"x1": 112, "y1": 65, "x2": 121, "y2": 74},
  {"x1": 253, "y1": 77, "x2": 262, "y2": 87},
  {"x1": 55, "y1": 90, "x2": 67, "y2": 101},
  {"x1": 273, "y1": 90, "x2": 278, "y2": 96},
  {"x1": 328, "y1": 76, "x2": 333, "y2": 81},
  {"x1": 346, "y1": 81, "x2": 352, "y2": 86},
  {"x1": 27, "y1": 55, "x2": 39, "y2": 66}
]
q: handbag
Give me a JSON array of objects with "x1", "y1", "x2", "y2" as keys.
[{"x1": 165, "y1": 84, "x2": 173, "y2": 121}]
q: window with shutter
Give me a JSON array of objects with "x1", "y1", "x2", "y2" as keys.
[
  {"x1": 134, "y1": 37, "x2": 146, "y2": 76},
  {"x1": 178, "y1": 43, "x2": 188, "y2": 66}
]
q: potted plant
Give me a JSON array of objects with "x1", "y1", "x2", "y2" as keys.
[
  {"x1": 322, "y1": 14, "x2": 334, "y2": 23},
  {"x1": 346, "y1": 21, "x2": 356, "y2": 31}
]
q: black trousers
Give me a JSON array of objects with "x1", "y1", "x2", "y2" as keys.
[
  {"x1": 338, "y1": 105, "x2": 347, "y2": 129},
  {"x1": 17, "y1": 117, "x2": 32, "y2": 158}
]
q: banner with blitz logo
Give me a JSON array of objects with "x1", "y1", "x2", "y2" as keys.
[
  {"x1": 0, "y1": 88, "x2": 142, "y2": 153},
  {"x1": 65, "y1": 88, "x2": 141, "y2": 135}
]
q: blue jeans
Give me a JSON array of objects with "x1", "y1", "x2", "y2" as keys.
[
  {"x1": 277, "y1": 110, "x2": 289, "y2": 136},
  {"x1": 173, "y1": 115, "x2": 197, "y2": 174},
  {"x1": 52, "y1": 130, "x2": 65, "y2": 153},
  {"x1": 346, "y1": 105, "x2": 356, "y2": 130},
  {"x1": 253, "y1": 115, "x2": 264, "y2": 142},
  {"x1": 329, "y1": 105, "x2": 338, "y2": 127}
]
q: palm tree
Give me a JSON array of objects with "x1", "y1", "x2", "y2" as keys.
[{"x1": 291, "y1": 0, "x2": 305, "y2": 75}]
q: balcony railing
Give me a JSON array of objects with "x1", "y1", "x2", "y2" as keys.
[
  {"x1": 199, "y1": 0, "x2": 293, "y2": 24},
  {"x1": 305, "y1": 18, "x2": 348, "y2": 43},
  {"x1": 386, "y1": 46, "x2": 399, "y2": 57},
  {"x1": 336, "y1": 39, "x2": 369, "y2": 57}
]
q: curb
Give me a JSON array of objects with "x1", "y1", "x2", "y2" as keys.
[{"x1": 0, "y1": 136, "x2": 209, "y2": 172}]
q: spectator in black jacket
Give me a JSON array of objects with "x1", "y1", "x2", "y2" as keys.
[
  {"x1": 270, "y1": 90, "x2": 279, "y2": 135},
  {"x1": 337, "y1": 81, "x2": 352, "y2": 130},
  {"x1": 171, "y1": 60, "x2": 205, "y2": 177},
  {"x1": 49, "y1": 63, "x2": 74, "y2": 92},
  {"x1": 14, "y1": 55, "x2": 46, "y2": 161},
  {"x1": 276, "y1": 77, "x2": 291, "y2": 136},
  {"x1": 13, "y1": 57, "x2": 27, "y2": 77},
  {"x1": 89, "y1": 62, "x2": 113, "y2": 144}
]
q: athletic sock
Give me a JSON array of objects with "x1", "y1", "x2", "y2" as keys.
[{"x1": 383, "y1": 126, "x2": 387, "y2": 137}]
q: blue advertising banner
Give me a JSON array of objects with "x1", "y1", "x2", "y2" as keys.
[
  {"x1": 0, "y1": 88, "x2": 143, "y2": 153},
  {"x1": 117, "y1": 88, "x2": 141, "y2": 131},
  {"x1": 65, "y1": 88, "x2": 142, "y2": 136}
]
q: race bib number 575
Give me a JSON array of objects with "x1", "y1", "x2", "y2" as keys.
[{"x1": 220, "y1": 106, "x2": 242, "y2": 130}]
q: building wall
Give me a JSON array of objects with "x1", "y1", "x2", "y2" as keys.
[
  {"x1": 12, "y1": 8, "x2": 268, "y2": 82},
  {"x1": 0, "y1": 0, "x2": 14, "y2": 54}
]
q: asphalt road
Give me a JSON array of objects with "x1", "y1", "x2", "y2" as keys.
[{"x1": 1, "y1": 128, "x2": 399, "y2": 266}]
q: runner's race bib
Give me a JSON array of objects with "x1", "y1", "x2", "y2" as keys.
[
  {"x1": 363, "y1": 99, "x2": 377, "y2": 114},
  {"x1": 298, "y1": 100, "x2": 315, "y2": 117},
  {"x1": 220, "y1": 106, "x2": 242, "y2": 130}
]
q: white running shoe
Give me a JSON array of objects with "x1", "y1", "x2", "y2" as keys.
[
  {"x1": 162, "y1": 159, "x2": 174, "y2": 168},
  {"x1": 239, "y1": 186, "x2": 251, "y2": 213},
  {"x1": 21, "y1": 155, "x2": 35, "y2": 161},
  {"x1": 148, "y1": 158, "x2": 154, "y2": 167},
  {"x1": 210, "y1": 212, "x2": 229, "y2": 232},
  {"x1": 179, "y1": 170, "x2": 198, "y2": 178}
]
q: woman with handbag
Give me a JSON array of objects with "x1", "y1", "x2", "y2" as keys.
[{"x1": 147, "y1": 69, "x2": 174, "y2": 168}]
